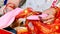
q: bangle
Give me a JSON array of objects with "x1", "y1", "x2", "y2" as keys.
[
  {"x1": 6, "y1": 3, "x2": 16, "y2": 9},
  {"x1": 3, "y1": 3, "x2": 16, "y2": 14}
]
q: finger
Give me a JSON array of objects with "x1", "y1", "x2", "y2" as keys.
[
  {"x1": 42, "y1": 15, "x2": 54, "y2": 20},
  {"x1": 0, "y1": 5, "x2": 6, "y2": 15},
  {"x1": 43, "y1": 18, "x2": 54, "y2": 24}
]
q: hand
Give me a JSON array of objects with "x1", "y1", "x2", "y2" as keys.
[
  {"x1": 41, "y1": 8, "x2": 56, "y2": 24},
  {"x1": 0, "y1": 8, "x2": 23, "y2": 29}
]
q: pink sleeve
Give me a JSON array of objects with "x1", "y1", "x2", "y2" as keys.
[
  {"x1": 27, "y1": 14, "x2": 48, "y2": 20},
  {"x1": 0, "y1": 8, "x2": 23, "y2": 29}
]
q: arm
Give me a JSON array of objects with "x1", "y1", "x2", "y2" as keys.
[
  {"x1": 0, "y1": 0, "x2": 21, "y2": 15},
  {"x1": 0, "y1": 8, "x2": 23, "y2": 29}
]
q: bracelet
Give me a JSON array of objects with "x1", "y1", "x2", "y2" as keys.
[
  {"x1": 6, "y1": 3, "x2": 16, "y2": 9},
  {"x1": 3, "y1": 3, "x2": 16, "y2": 14}
]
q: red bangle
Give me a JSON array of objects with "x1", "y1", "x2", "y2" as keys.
[
  {"x1": 3, "y1": 3, "x2": 16, "y2": 14},
  {"x1": 6, "y1": 3, "x2": 16, "y2": 9}
]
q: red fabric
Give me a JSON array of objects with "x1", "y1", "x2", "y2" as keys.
[
  {"x1": 0, "y1": 29, "x2": 12, "y2": 34},
  {"x1": 25, "y1": 7, "x2": 60, "y2": 34}
]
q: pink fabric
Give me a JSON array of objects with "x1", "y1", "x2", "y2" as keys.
[
  {"x1": 0, "y1": 8, "x2": 48, "y2": 29},
  {"x1": 27, "y1": 14, "x2": 48, "y2": 20},
  {"x1": 0, "y1": 8, "x2": 23, "y2": 29},
  {"x1": 27, "y1": 15, "x2": 39, "y2": 20},
  {"x1": 39, "y1": 14, "x2": 48, "y2": 18},
  {"x1": 51, "y1": 0, "x2": 58, "y2": 7}
]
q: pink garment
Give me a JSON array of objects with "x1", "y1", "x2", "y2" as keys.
[
  {"x1": 0, "y1": 8, "x2": 23, "y2": 29},
  {"x1": 52, "y1": 0, "x2": 58, "y2": 7},
  {"x1": 0, "y1": 8, "x2": 48, "y2": 29},
  {"x1": 27, "y1": 15, "x2": 40, "y2": 20},
  {"x1": 39, "y1": 14, "x2": 48, "y2": 18},
  {"x1": 27, "y1": 14, "x2": 48, "y2": 20}
]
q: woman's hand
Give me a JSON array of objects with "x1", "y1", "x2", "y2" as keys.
[{"x1": 41, "y1": 8, "x2": 56, "y2": 24}]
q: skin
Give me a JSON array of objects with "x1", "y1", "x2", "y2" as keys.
[
  {"x1": 7, "y1": 0, "x2": 21, "y2": 7},
  {"x1": 0, "y1": 0, "x2": 22, "y2": 14},
  {"x1": 42, "y1": 8, "x2": 56, "y2": 24}
]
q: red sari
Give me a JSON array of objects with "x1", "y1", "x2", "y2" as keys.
[
  {"x1": 25, "y1": 7, "x2": 60, "y2": 34},
  {"x1": 16, "y1": 7, "x2": 60, "y2": 34}
]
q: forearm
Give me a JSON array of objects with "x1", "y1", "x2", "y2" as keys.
[{"x1": 0, "y1": 8, "x2": 23, "y2": 29}]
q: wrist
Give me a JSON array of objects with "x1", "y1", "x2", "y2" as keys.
[{"x1": 6, "y1": 3, "x2": 16, "y2": 9}]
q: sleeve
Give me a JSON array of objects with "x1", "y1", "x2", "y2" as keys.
[{"x1": 0, "y1": 8, "x2": 23, "y2": 29}]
